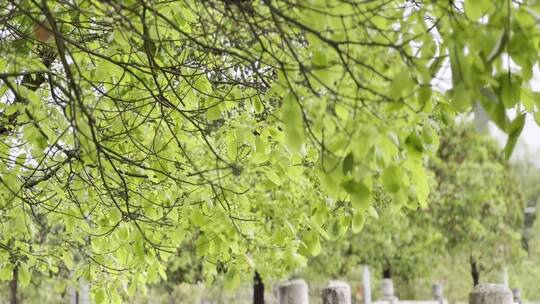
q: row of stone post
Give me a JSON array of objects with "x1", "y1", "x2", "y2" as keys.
[
  {"x1": 279, "y1": 279, "x2": 517, "y2": 304},
  {"x1": 278, "y1": 279, "x2": 351, "y2": 304}
]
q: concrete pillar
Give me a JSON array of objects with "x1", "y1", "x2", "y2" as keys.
[
  {"x1": 379, "y1": 278, "x2": 398, "y2": 304},
  {"x1": 512, "y1": 288, "x2": 521, "y2": 304},
  {"x1": 322, "y1": 280, "x2": 351, "y2": 304},
  {"x1": 469, "y1": 283, "x2": 512, "y2": 304},
  {"x1": 278, "y1": 278, "x2": 309, "y2": 304},
  {"x1": 433, "y1": 283, "x2": 446, "y2": 304},
  {"x1": 382, "y1": 279, "x2": 394, "y2": 298},
  {"x1": 363, "y1": 266, "x2": 372, "y2": 304}
]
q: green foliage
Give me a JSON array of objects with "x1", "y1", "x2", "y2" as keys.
[
  {"x1": 508, "y1": 162, "x2": 540, "y2": 300},
  {"x1": 304, "y1": 123, "x2": 524, "y2": 289},
  {"x1": 430, "y1": 124, "x2": 525, "y2": 272},
  {"x1": 0, "y1": 0, "x2": 538, "y2": 300}
]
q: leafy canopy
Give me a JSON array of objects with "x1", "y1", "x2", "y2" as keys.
[{"x1": 0, "y1": 0, "x2": 539, "y2": 302}]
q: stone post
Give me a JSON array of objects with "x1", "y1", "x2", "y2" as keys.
[
  {"x1": 322, "y1": 280, "x2": 351, "y2": 304},
  {"x1": 433, "y1": 283, "x2": 446, "y2": 304},
  {"x1": 278, "y1": 279, "x2": 309, "y2": 304},
  {"x1": 363, "y1": 266, "x2": 372, "y2": 304},
  {"x1": 469, "y1": 283, "x2": 512, "y2": 304},
  {"x1": 512, "y1": 288, "x2": 521, "y2": 304},
  {"x1": 379, "y1": 278, "x2": 398, "y2": 304},
  {"x1": 382, "y1": 279, "x2": 394, "y2": 298}
]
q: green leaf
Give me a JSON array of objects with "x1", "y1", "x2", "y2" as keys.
[
  {"x1": 253, "y1": 96, "x2": 264, "y2": 113},
  {"x1": 503, "y1": 113, "x2": 526, "y2": 160},
  {"x1": 479, "y1": 88, "x2": 507, "y2": 130},
  {"x1": 390, "y1": 68, "x2": 415, "y2": 99},
  {"x1": 352, "y1": 212, "x2": 365, "y2": 233},
  {"x1": 117, "y1": 245, "x2": 130, "y2": 266},
  {"x1": 192, "y1": 209, "x2": 206, "y2": 227},
  {"x1": 94, "y1": 288, "x2": 106, "y2": 304},
  {"x1": 134, "y1": 237, "x2": 145, "y2": 260},
  {"x1": 195, "y1": 235, "x2": 213, "y2": 256},
  {"x1": 350, "y1": 188, "x2": 371, "y2": 211},
  {"x1": 328, "y1": 217, "x2": 348, "y2": 238},
  {"x1": 300, "y1": 232, "x2": 322, "y2": 256},
  {"x1": 499, "y1": 75, "x2": 521, "y2": 108},
  {"x1": 226, "y1": 131, "x2": 237, "y2": 161},
  {"x1": 282, "y1": 94, "x2": 305, "y2": 153},
  {"x1": 113, "y1": 30, "x2": 131, "y2": 48},
  {"x1": 464, "y1": 0, "x2": 490, "y2": 20},
  {"x1": 429, "y1": 56, "x2": 445, "y2": 76},
  {"x1": 19, "y1": 265, "x2": 31, "y2": 287},
  {"x1": 312, "y1": 48, "x2": 328, "y2": 67},
  {"x1": 207, "y1": 104, "x2": 222, "y2": 120},
  {"x1": 111, "y1": 290, "x2": 122, "y2": 304},
  {"x1": 382, "y1": 165, "x2": 402, "y2": 193},
  {"x1": 342, "y1": 152, "x2": 354, "y2": 175},
  {"x1": 405, "y1": 132, "x2": 424, "y2": 153},
  {"x1": 418, "y1": 86, "x2": 432, "y2": 111},
  {"x1": 515, "y1": 8, "x2": 536, "y2": 29},
  {"x1": 266, "y1": 170, "x2": 282, "y2": 185},
  {"x1": 62, "y1": 251, "x2": 74, "y2": 269},
  {"x1": 341, "y1": 178, "x2": 371, "y2": 210},
  {"x1": 366, "y1": 206, "x2": 379, "y2": 219},
  {"x1": 450, "y1": 83, "x2": 472, "y2": 112},
  {"x1": 251, "y1": 153, "x2": 270, "y2": 164},
  {"x1": 408, "y1": 160, "x2": 429, "y2": 209},
  {"x1": 0, "y1": 263, "x2": 13, "y2": 281},
  {"x1": 486, "y1": 29, "x2": 506, "y2": 63},
  {"x1": 521, "y1": 88, "x2": 537, "y2": 113}
]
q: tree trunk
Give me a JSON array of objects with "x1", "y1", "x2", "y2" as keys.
[
  {"x1": 383, "y1": 265, "x2": 392, "y2": 279},
  {"x1": 10, "y1": 266, "x2": 18, "y2": 304},
  {"x1": 471, "y1": 258, "x2": 480, "y2": 286},
  {"x1": 253, "y1": 271, "x2": 264, "y2": 304}
]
